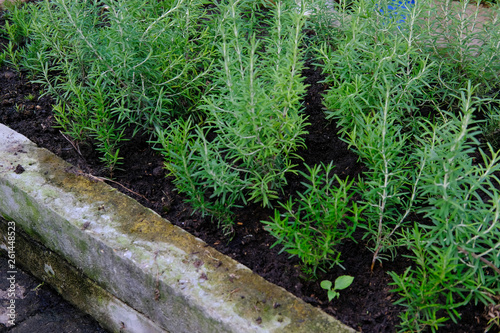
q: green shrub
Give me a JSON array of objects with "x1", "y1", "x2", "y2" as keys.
[
  {"x1": 388, "y1": 85, "x2": 500, "y2": 332},
  {"x1": 4, "y1": 0, "x2": 500, "y2": 329},
  {"x1": 314, "y1": 0, "x2": 437, "y2": 267},
  {"x1": 262, "y1": 162, "x2": 362, "y2": 276},
  {"x1": 418, "y1": 0, "x2": 500, "y2": 93},
  {"x1": 4, "y1": 0, "x2": 214, "y2": 172},
  {"x1": 307, "y1": 0, "x2": 500, "y2": 329},
  {"x1": 155, "y1": 0, "x2": 310, "y2": 227}
]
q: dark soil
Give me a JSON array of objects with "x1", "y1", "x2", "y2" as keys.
[{"x1": 0, "y1": 12, "x2": 497, "y2": 333}]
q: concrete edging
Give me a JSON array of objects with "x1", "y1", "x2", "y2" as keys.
[{"x1": 0, "y1": 123, "x2": 355, "y2": 333}]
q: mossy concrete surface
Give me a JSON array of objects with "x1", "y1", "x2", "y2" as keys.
[
  {"x1": 0, "y1": 216, "x2": 165, "y2": 333},
  {"x1": 0, "y1": 123, "x2": 356, "y2": 333}
]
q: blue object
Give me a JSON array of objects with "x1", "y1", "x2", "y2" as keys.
[{"x1": 378, "y1": 0, "x2": 416, "y2": 24}]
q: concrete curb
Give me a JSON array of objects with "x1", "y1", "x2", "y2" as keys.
[
  {"x1": 0, "y1": 216, "x2": 163, "y2": 333},
  {"x1": 0, "y1": 123, "x2": 356, "y2": 333}
]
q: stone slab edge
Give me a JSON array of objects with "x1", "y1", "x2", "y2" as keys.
[
  {"x1": 0, "y1": 123, "x2": 356, "y2": 333},
  {"x1": 0, "y1": 216, "x2": 168, "y2": 333}
]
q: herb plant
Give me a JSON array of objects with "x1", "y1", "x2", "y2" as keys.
[
  {"x1": 200, "y1": 0, "x2": 309, "y2": 207},
  {"x1": 316, "y1": 0, "x2": 436, "y2": 267},
  {"x1": 262, "y1": 162, "x2": 362, "y2": 276},
  {"x1": 308, "y1": 0, "x2": 500, "y2": 329},
  {"x1": 155, "y1": 0, "x2": 310, "y2": 228},
  {"x1": 4, "y1": 0, "x2": 214, "y2": 172},
  {"x1": 0, "y1": 0, "x2": 31, "y2": 71},
  {"x1": 389, "y1": 85, "x2": 500, "y2": 332},
  {"x1": 2, "y1": 0, "x2": 500, "y2": 330}
]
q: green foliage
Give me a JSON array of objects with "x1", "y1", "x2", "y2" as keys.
[
  {"x1": 154, "y1": 118, "x2": 244, "y2": 232},
  {"x1": 310, "y1": 0, "x2": 500, "y2": 329},
  {"x1": 317, "y1": 0, "x2": 436, "y2": 128},
  {"x1": 347, "y1": 86, "x2": 426, "y2": 267},
  {"x1": 388, "y1": 227, "x2": 476, "y2": 332},
  {"x1": 4, "y1": 0, "x2": 214, "y2": 173},
  {"x1": 4, "y1": 41, "x2": 21, "y2": 72},
  {"x1": 483, "y1": 101, "x2": 500, "y2": 150},
  {"x1": 315, "y1": 0, "x2": 436, "y2": 267},
  {"x1": 5, "y1": 0, "x2": 310, "y2": 226},
  {"x1": 320, "y1": 275, "x2": 355, "y2": 301},
  {"x1": 262, "y1": 162, "x2": 362, "y2": 276},
  {"x1": 155, "y1": 0, "x2": 310, "y2": 225},
  {"x1": 3, "y1": 0, "x2": 500, "y2": 330},
  {"x1": 418, "y1": 0, "x2": 500, "y2": 93},
  {"x1": 0, "y1": 2, "x2": 33, "y2": 71},
  {"x1": 200, "y1": 0, "x2": 309, "y2": 207},
  {"x1": 1, "y1": 1, "x2": 30, "y2": 43},
  {"x1": 388, "y1": 85, "x2": 500, "y2": 332}
]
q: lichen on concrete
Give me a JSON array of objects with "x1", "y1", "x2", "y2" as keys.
[{"x1": 0, "y1": 217, "x2": 168, "y2": 333}]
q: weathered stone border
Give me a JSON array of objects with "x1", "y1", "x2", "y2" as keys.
[
  {"x1": 0, "y1": 216, "x2": 166, "y2": 332},
  {"x1": 0, "y1": 123, "x2": 355, "y2": 333}
]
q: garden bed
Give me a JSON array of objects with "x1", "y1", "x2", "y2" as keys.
[
  {"x1": 1, "y1": 123, "x2": 356, "y2": 332},
  {"x1": 1, "y1": 0, "x2": 500, "y2": 332},
  {"x1": 0, "y1": 48, "x2": 494, "y2": 333}
]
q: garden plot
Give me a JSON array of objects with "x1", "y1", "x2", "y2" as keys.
[{"x1": 1, "y1": 0, "x2": 499, "y2": 332}]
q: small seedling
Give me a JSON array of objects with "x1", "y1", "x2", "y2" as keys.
[
  {"x1": 14, "y1": 104, "x2": 25, "y2": 113},
  {"x1": 32, "y1": 282, "x2": 44, "y2": 295},
  {"x1": 321, "y1": 275, "x2": 354, "y2": 301}
]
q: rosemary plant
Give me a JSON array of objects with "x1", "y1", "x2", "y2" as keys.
[
  {"x1": 308, "y1": 0, "x2": 500, "y2": 329},
  {"x1": 390, "y1": 84, "x2": 500, "y2": 332},
  {"x1": 155, "y1": 0, "x2": 309, "y2": 228},
  {"x1": 0, "y1": 2, "x2": 31, "y2": 72},
  {"x1": 418, "y1": 0, "x2": 500, "y2": 94},
  {"x1": 315, "y1": 0, "x2": 436, "y2": 266},
  {"x1": 4, "y1": 0, "x2": 214, "y2": 172},
  {"x1": 201, "y1": 0, "x2": 309, "y2": 207},
  {"x1": 3, "y1": 0, "x2": 500, "y2": 329},
  {"x1": 262, "y1": 162, "x2": 362, "y2": 276}
]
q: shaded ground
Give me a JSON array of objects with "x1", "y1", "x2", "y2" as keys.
[{"x1": 0, "y1": 11, "x2": 498, "y2": 333}]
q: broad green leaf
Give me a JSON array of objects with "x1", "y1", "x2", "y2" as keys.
[
  {"x1": 334, "y1": 275, "x2": 354, "y2": 290},
  {"x1": 320, "y1": 280, "x2": 332, "y2": 290},
  {"x1": 328, "y1": 290, "x2": 338, "y2": 301}
]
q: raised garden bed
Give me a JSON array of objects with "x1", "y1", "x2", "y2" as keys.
[
  {"x1": 1, "y1": 0, "x2": 500, "y2": 332},
  {"x1": 0, "y1": 123, "x2": 356, "y2": 332}
]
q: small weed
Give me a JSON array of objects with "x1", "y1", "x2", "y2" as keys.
[
  {"x1": 320, "y1": 276, "x2": 354, "y2": 302},
  {"x1": 14, "y1": 104, "x2": 24, "y2": 113},
  {"x1": 31, "y1": 282, "x2": 44, "y2": 295}
]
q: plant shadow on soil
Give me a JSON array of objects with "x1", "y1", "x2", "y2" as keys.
[{"x1": 0, "y1": 15, "x2": 497, "y2": 333}]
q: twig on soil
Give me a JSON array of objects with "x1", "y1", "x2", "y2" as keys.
[
  {"x1": 59, "y1": 130, "x2": 83, "y2": 157},
  {"x1": 94, "y1": 175, "x2": 150, "y2": 202}
]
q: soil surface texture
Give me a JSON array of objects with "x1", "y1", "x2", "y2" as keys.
[{"x1": 0, "y1": 11, "x2": 498, "y2": 333}]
